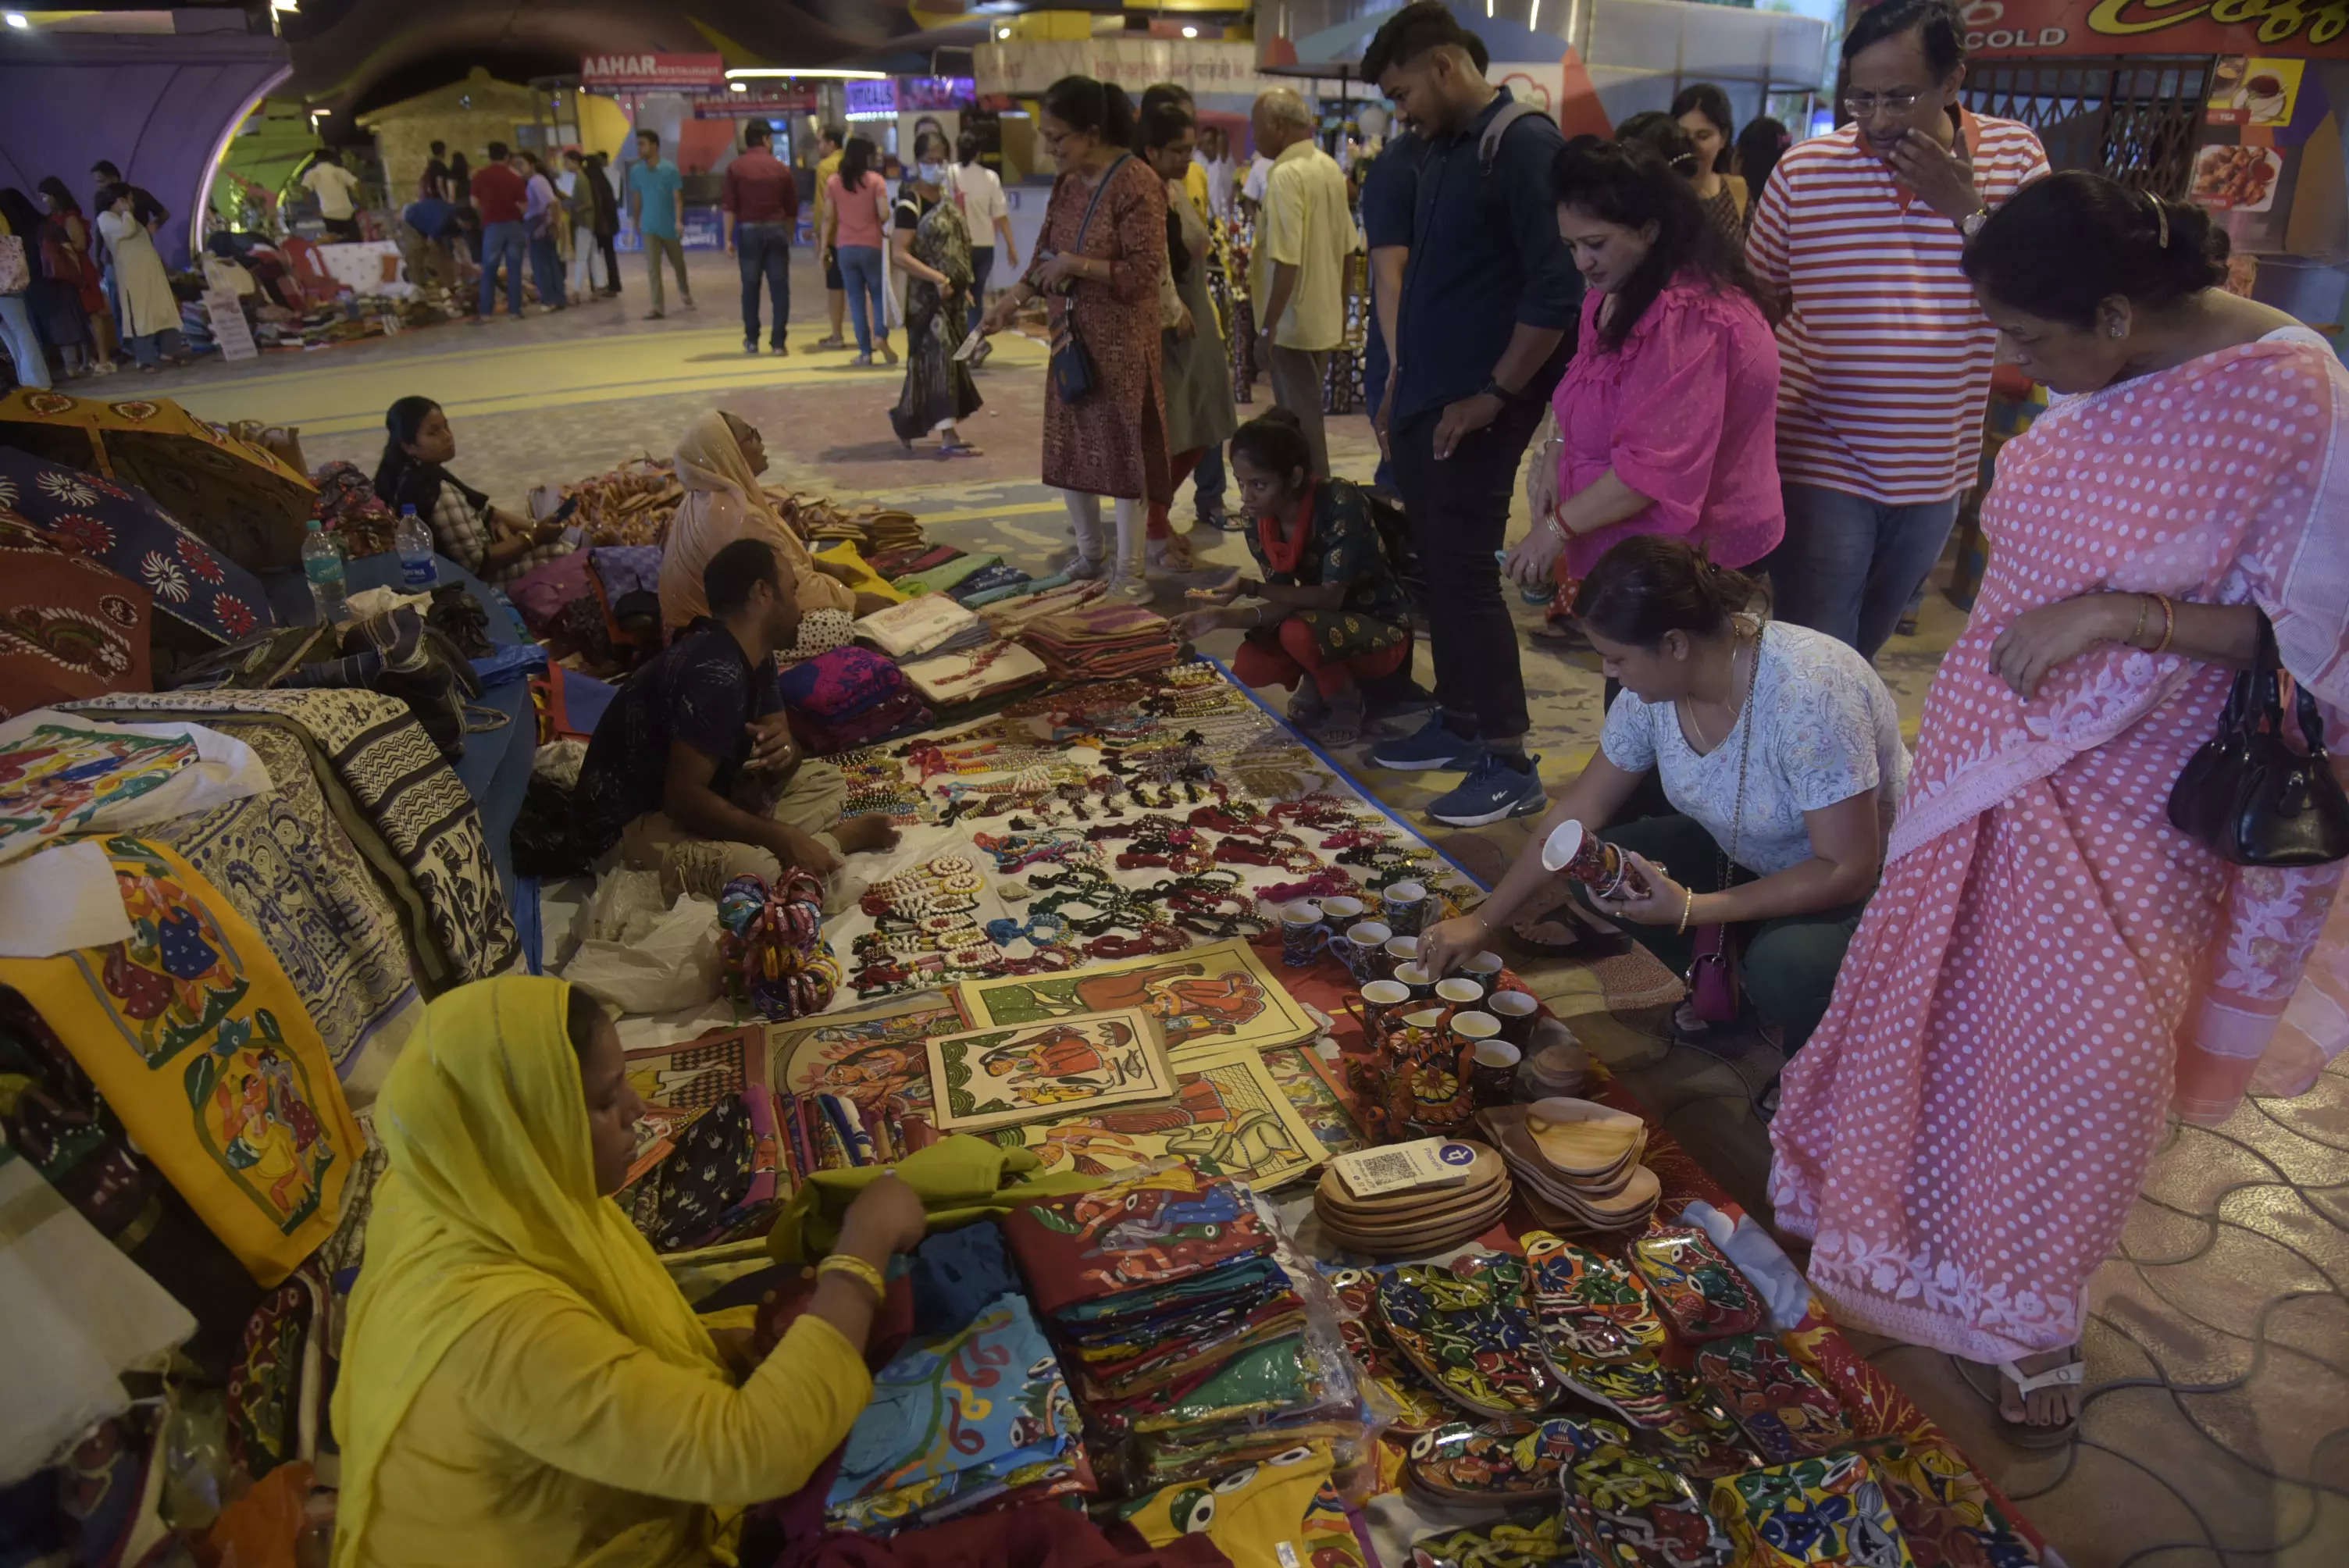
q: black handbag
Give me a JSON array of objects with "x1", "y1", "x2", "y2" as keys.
[
  {"x1": 1046, "y1": 154, "x2": 1132, "y2": 405},
  {"x1": 2166, "y1": 611, "x2": 2349, "y2": 867}
]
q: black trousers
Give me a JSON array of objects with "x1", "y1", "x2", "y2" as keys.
[
  {"x1": 598, "y1": 233, "x2": 621, "y2": 291},
  {"x1": 1389, "y1": 395, "x2": 1549, "y2": 743}
]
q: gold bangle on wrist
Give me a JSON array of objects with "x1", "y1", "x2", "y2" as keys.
[
  {"x1": 2152, "y1": 593, "x2": 2176, "y2": 654},
  {"x1": 815, "y1": 1252, "x2": 887, "y2": 1302},
  {"x1": 2129, "y1": 594, "x2": 2151, "y2": 648},
  {"x1": 1677, "y1": 888, "x2": 1695, "y2": 935}
]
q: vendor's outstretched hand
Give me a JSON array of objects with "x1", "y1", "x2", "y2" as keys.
[
  {"x1": 840, "y1": 1173, "x2": 926, "y2": 1259},
  {"x1": 778, "y1": 825, "x2": 843, "y2": 878},
  {"x1": 1592, "y1": 849, "x2": 1679, "y2": 925}
]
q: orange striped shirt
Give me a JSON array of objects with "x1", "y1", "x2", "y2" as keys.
[{"x1": 1745, "y1": 111, "x2": 2048, "y2": 505}]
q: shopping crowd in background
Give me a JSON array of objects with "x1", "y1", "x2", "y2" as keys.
[
  {"x1": 0, "y1": 159, "x2": 194, "y2": 384},
  {"x1": 957, "y1": 0, "x2": 2349, "y2": 1456}
]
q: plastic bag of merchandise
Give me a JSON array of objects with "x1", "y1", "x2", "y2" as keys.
[{"x1": 562, "y1": 872, "x2": 722, "y2": 1014}]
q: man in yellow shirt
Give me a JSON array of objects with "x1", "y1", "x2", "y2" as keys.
[
  {"x1": 1249, "y1": 88, "x2": 1360, "y2": 479},
  {"x1": 812, "y1": 124, "x2": 848, "y2": 349}
]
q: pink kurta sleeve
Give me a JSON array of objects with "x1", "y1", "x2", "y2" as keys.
[{"x1": 1606, "y1": 298, "x2": 1736, "y2": 537}]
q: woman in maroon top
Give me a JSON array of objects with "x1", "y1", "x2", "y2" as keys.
[{"x1": 979, "y1": 76, "x2": 1170, "y2": 599}]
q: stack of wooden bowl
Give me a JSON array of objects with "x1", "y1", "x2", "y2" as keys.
[
  {"x1": 1476, "y1": 1099, "x2": 1659, "y2": 1232},
  {"x1": 1314, "y1": 1139, "x2": 1513, "y2": 1257}
]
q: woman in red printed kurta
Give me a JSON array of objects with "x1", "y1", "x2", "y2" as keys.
[
  {"x1": 980, "y1": 76, "x2": 1170, "y2": 598},
  {"x1": 1770, "y1": 173, "x2": 2349, "y2": 1445}
]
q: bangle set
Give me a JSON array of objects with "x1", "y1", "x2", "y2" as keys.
[{"x1": 816, "y1": 1252, "x2": 887, "y2": 1301}]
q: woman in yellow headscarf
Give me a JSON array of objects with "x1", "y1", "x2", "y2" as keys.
[
  {"x1": 330, "y1": 977, "x2": 924, "y2": 1568},
  {"x1": 658, "y1": 410, "x2": 889, "y2": 658}
]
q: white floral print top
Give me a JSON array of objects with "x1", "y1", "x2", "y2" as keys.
[{"x1": 1601, "y1": 619, "x2": 1909, "y2": 875}]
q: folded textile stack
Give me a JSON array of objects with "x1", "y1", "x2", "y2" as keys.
[
  {"x1": 779, "y1": 645, "x2": 932, "y2": 754},
  {"x1": 794, "y1": 501, "x2": 923, "y2": 558},
  {"x1": 978, "y1": 579, "x2": 1105, "y2": 637},
  {"x1": 1004, "y1": 1164, "x2": 1360, "y2": 1493},
  {"x1": 857, "y1": 596, "x2": 984, "y2": 660},
  {"x1": 949, "y1": 563, "x2": 1032, "y2": 604},
  {"x1": 897, "y1": 552, "x2": 1003, "y2": 598},
  {"x1": 1020, "y1": 602, "x2": 1180, "y2": 681},
  {"x1": 824, "y1": 1229, "x2": 1090, "y2": 1534},
  {"x1": 1475, "y1": 1097, "x2": 1659, "y2": 1232},
  {"x1": 1312, "y1": 1138, "x2": 1512, "y2": 1257},
  {"x1": 901, "y1": 639, "x2": 1051, "y2": 707}
]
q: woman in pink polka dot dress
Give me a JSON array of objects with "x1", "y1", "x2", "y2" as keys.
[{"x1": 1770, "y1": 173, "x2": 2349, "y2": 1445}]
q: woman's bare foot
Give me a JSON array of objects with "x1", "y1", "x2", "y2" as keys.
[
  {"x1": 2001, "y1": 1346, "x2": 2084, "y2": 1431},
  {"x1": 836, "y1": 814, "x2": 901, "y2": 854}
]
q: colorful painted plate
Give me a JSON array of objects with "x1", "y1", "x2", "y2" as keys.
[
  {"x1": 1631, "y1": 1226, "x2": 1766, "y2": 1342},
  {"x1": 1693, "y1": 1332, "x2": 1855, "y2": 1464},
  {"x1": 1646, "y1": 1370, "x2": 1768, "y2": 1479},
  {"x1": 1706, "y1": 1449, "x2": 1917, "y2": 1567},
  {"x1": 1374, "y1": 1259, "x2": 1565, "y2": 1417},
  {"x1": 1524, "y1": 1229, "x2": 1668, "y2": 1362},
  {"x1": 1409, "y1": 1515, "x2": 1576, "y2": 1568},
  {"x1": 1317, "y1": 1265, "x2": 1455, "y2": 1432},
  {"x1": 1406, "y1": 1414, "x2": 1637, "y2": 1501},
  {"x1": 1556, "y1": 1349, "x2": 1678, "y2": 1429}
]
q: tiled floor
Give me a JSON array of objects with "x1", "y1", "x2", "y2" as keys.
[{"x1": 134, "y1": 248, "x2": 2349, "y2": 1565}]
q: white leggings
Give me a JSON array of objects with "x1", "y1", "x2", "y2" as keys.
[
  {"x1": 1060, "y1": 490, "x2": 1145, "y2": 575},
  {"x1": 569, "y1": 224, "x2": 607, "y2": 294}
]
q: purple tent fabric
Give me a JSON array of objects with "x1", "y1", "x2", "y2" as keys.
[{"x1": 0, "y1": 19, "x2": 290, "y2": 272}]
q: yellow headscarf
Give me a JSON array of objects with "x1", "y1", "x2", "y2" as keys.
[
  {"x1": 329, "y1": 977, "x2": 727, "y2": 1568},
  {"x1": 665, "y1": 408, "x2": 852, "y2": 622}
]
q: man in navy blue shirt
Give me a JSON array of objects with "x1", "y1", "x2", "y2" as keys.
[{"x1": 1362, "y1": 2, "x2": 1581, "y2": 829}]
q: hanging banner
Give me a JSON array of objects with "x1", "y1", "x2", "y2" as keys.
[
  {"x1": 692, "y1": 86, "x2": 818, "y2": 118},
  {"x1": 1858, "y1": 0, "x2": 2349, "y2": 58},
  {"x1": 579, "y1": 53, "x2": 727, "y2": 89},
  {"x1": 977, "y1": 38, "x2": 1297, "y2": 99}
]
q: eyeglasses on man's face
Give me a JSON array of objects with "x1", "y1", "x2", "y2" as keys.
[{"x1": 1842, "y1": 88, "x2": 1926, "y2": 118}]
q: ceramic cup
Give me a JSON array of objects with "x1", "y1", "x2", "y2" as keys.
[
  {"x1": 1346, "y1": 921, "x2": 1395, "y2": 976},
  {"x1": 1356, "y1": 978, "x2": 1413, "y2": 1044},
  {"x1": 1383, "y1": 935, "x2": 1421, "y2": 975},
  {"x1": 1331, "y1": 921, "x2": 1388, "y2": 985},
  {"x1": 1488, "y1": 989, "x2": 1542, "y2": 1046},
  {"x1": 1435, "y1": 976, "x2": 1488, "y2": 1012},
  {"x1": 1281, "y1": 900, "x2": 1328, "y2": 968},
  {"x1": 1321, "y1": 895, "x2": 1367, "y2": 927},
  {"x1": 1393, "y1": 961, "x2": 1438, "y2": 1000},
  {"x1": 1384, "y1": 880, "x2": 1431, "y2": 935},
  {"x1": 1468, "y1": 1036, "x2": 1522, "y2": 1107},
  {"x1": 1540, "y1": 820, "x2": 1635, "y2": 899},
  {"x1": 1462, "y1": 950, "x2": 1506, "y2": 984}
]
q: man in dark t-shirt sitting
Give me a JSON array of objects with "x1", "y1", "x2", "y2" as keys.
[{"x1": 575, "y1": 536, "x2": 898, "y2": 900}]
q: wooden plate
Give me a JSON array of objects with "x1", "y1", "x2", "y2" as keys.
[
  {"x1": 1320, "y1": 1187, "x2": 1514, "y2": 1256},
  {"x1": 1522, "y1": 1098, "x2": 1647, "y2": 1173},
  {"x1": 1317, "y1": 1142, "x2": 1506, "y2": 1218}
]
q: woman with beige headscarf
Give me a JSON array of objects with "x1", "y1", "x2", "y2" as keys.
[{"x1": 659, "y1": 410, "x2": 876, "y2": 657}]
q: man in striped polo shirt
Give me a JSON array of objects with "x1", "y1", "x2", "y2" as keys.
[{"x1": 1746, "y1": 0, "x2": 2048, "y2": 660}]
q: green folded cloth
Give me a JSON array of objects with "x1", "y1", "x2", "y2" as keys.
[
  {"x1": 894, "y1": 553, "x2": 1004, "y2": 597},
  {"x1": 767, "y1": 1133, "x2": 1099, "y2": 1264}
]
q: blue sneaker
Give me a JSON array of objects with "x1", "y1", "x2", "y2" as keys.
[
  {"x1": 1426, "y1": 752, "x2": 1547, "y2": 827},
  {"x1": 1368, "y1": 713, "x2": 1483, "y2": 772}
]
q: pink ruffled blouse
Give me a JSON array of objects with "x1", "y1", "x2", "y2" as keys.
[{"x1": 1552, "y1": 277, "x2": 1784, "y2": 579}]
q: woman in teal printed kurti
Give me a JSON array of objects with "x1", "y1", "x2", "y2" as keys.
[{"x1": 1177, "y1": 408, "x2": 1412, "y2": 745}]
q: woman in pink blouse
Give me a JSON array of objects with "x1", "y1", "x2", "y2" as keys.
[{"x1": 1507, "y1": 137, "x2": 1781, "y2": 598}]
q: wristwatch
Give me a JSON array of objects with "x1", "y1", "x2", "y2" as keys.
[
  {"x1": 1478, "y1": 377, "x2": 1527, "y2": 404},
  {"x1": 1959, "y1": 205, "x2": 1989, "y2": 241}
]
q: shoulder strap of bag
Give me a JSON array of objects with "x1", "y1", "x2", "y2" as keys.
[
  {"x1": 1072, "y1": 153, "x2": 1132, "y2": 248},
  {"x1": 1478, "y1": 102, "x2": 1553, "y2": 174}
]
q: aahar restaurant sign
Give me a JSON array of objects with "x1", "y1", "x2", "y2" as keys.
[
  {"x1": 1944, "y1": 0, "x2": 2349, "y2": 55},
  {"x1": 579, "y1": 53, "x2": 728, "y2": 89}
]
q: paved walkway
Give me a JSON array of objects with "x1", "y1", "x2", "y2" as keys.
[{"x1": 119, "y1": 244, "x2": 2349, "y2": 1568}]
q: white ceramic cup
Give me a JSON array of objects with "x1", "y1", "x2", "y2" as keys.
[
  {"x1": 1435, "y1": 976, "x2": 1488, "y2": 1009},
  {"x1": 1321, "y1": 895, "x2": 1367, "y2": 925},
  {"x1": 1463, "y1": 950, "x2": 1506, "y2": 981}
]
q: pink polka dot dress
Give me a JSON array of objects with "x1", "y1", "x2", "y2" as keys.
[{"x1": 1769, "y1": 330, "x2": 2349, "y2": 1363}]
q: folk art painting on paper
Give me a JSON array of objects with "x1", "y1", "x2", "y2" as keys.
[
  {"x1": 954, "y1": 938, "x2": 1317, "y2": 1062},
  {"x1": 925, "y1": 1007, "x2": 1174, "y2": 1133},
  {"x1": 996, "y1": 1045, "x2": 1331, "y2": 1188}
]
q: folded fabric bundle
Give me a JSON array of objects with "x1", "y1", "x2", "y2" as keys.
[
  {"x1": 1003, "y1": 1164, "x2": 1341, "y2": 1493},
  {"x1": 795, "y1": 686, "x2": 932, "y2": 755},
  {"x1": 866, "y1": 543, "x2": 939, "y2": 580},
  {"x1": 768, "y1": 1135, "x2": 1098, "y2": 1266},
  {"x1": 815, "y1": 540, "x2": 909, "y2": 606},
  {"x1": 961, "y1": 571, "x2": 1068, "y2": 610},
  {"x1": 887, "y1": 544, "x2": 964, "y2": 582},
  {"x1": 857, "y1": 597, "x2": 984, "y2": 660},
  {"x1": 896, "y1": 553, "x2": 1003, "y2": 598},
  {"x1": 1020, "y1": 604, "x2": 1180, "y2": 682},
  {"x1": 978, "y1": 580, "x2": 1104, "y2": 637},
  {"x1": 589, "y1": 544, "x2": 663, "y2": 602},
  {"x1": 901, "y1": 640, "x2": 1050, "y2": 707},
  {"x1": 948, "y1": 564, "x2": 1030, "y2": 604}
]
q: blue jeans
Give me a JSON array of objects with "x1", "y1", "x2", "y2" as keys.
[
  {"x1": 0, "y1": 294, "x2": 49, "y2": 389},
  {"x1": 123, "y1": 327, "x2": 186, "y2": 370},
  {"x1": 1766, "y1": 483, "x2": 1962, "y2": 661},
  {"x1": 528, "y1": 230, "x2": 565, "y2": 307},
  {"x1": 836, "y1": 244, "x2": 886, "y2": 355},
  {"x1": 1192, "y1": 441, "x2": 1227, "y2": 521},
  {"x1": 737, "y1": 223, "x2": 790, "y2": 347},
  {"x1": 1363, "y1": 308, "x2": 1396, "y2": 494},
  {"x1": 478, "y1": 220, "x2": 526, "y2": 318},
  {"x1": 967, "y1": 244, "x2": 994, "y2": 337}
]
